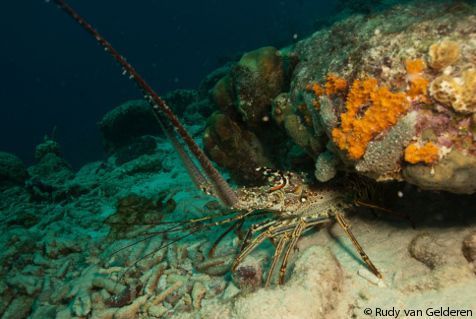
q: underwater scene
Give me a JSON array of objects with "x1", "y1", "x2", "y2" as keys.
[{"x1": 1, "y1": 0, "x2": 476, "y2": 318}]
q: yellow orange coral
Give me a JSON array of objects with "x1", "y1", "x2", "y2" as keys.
[
  {"x1": 307, "y1": 74, "x2": 347, "y2": 97},
  {"x1": 306, "y1": 82, "x2": 324, "y2": 109},
  {"x1": 429, "y1": 75, "x2": 460, "y2": 106},
  {"x1": 325, "y1": 73, "x2": 348, "y2": 95},
  {"x1": 404, "y1": 142, "x2": 439, "y2": 164},
  {"x1": 428, "y1": 40, "x2": 460, "y2": 70},
  {"x1": 405, "y1": 59, "x2": 430, "y2": 103},
  {"x1": 405, "y1": 59, "x2": 426, "y2": 75},
  {"x1": 306, "y1": 82, "x2": 324, "y2": 96},
  {"x1": 430, "y1": 69, "x2": 476, "y2": 113},
  {"x1": 332, "y1": 77, "x2": 410, "y2": 160},
  {"x1": 460, "y1": 69, "x2": 476, "y2": 113},
  {"x1": 407, "y1": 76, "x2": 429, "y2": 100}
]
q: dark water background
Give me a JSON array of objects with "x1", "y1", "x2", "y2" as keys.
[{"x1": 0, "y1": 0, "x2": 378, "y2": 168}]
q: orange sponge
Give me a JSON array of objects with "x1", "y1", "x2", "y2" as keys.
[
  {"x1": 325, "y1": 73, "x2": 348, "y2": 95},
  {"x1": 405, "y1": 59, "x2": 430, "y2": 103},
  {"x1": 332, "y1": 77, "x2": 409, "y2": 160},
  {"x1": 404, "y1": 142, "x2": 439, "y2": 164},
  {"x1": 405, "y1": 59, "x2": 426, "y2": 75}
]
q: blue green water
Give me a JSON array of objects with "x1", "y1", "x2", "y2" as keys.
[{"x1": 1, "y1": 0, "x2": 404, "y2": 167}]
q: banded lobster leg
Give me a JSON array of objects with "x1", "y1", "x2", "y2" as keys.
[
  {"x1": 334, "y1": 212, "x2": 382, "y2": 279},
  {"x1": 277, "y1": 220, "x2": 306, "y2": 285},
  {"x1": 232, "y1": 217, "x2": 331, "y2": 287},
  {"x1": 233, "y1": 212, "x2": 382, "y2": 286}
]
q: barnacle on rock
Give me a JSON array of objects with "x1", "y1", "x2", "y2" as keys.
[{"x1": 428, "y1": 40, "x2": 460, "y2": 71}]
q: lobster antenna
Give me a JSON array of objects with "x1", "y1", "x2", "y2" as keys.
[
  {"x1": 154, "y1": 112, "x2": 211, "y2": 192},
  {"x1": 51, "y1": 0, "x2": 238, "y2": 207}
]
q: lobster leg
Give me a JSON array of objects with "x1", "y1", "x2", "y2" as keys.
[
  {"x1": 208, "y1": 220, "x2": 243, "y2": 258},
  {"x1": 231, "y1": 221, "x2": 294, "y2": 271},
  {"x1": 335, "y1": 212, "x2": 382, "y2": 279},
  {"x1": 278, "y1": 220, "x2": 306, "y2": 284},
  {"x1": 232, "y1": 229, "x2": 273, "y2": 272},
  {"x1": 239, "y1": 218, "x2": 280, "y2": 252},
  {"x1": 265, "y1": 233, "x2": 290, "y2": 287}
]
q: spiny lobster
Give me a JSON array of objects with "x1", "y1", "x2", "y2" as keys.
[{"x1": 50, "y1": 0, "x2": 383, "y2": 286}]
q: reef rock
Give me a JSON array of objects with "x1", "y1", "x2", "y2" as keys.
[
  {"x1": 28, "y1": 150, "x2": 74, "y2": 186},
  {"x1": 1, "y1": 295, "x2": 34, "y2": 319},
  {"x1": 205, "y1": 48, "x2": 300, "y2": 181},
  {"x1": 210, "y1": 74, "x2": 237, "y2": 116},
  {"x1": 114, "y1": 135, "x2": 158, "y2": 165},
  {"x1": 231, "y1": 46, "x2": 286, "y2": 128},
  {"x1": 203, "y1": 2, "x2": 476, "y2": 193},
  {"x1": 34, "y1": 136, "x2": 61, "y2": 161},
  {"x1": 198, "y1": 64, "x2": 233, "y2": 99},
  {"x1": 163, "y1": 89, "x2": 199, "y2": 117},
  {"x1": 300, "y1": 3, "x2": 476, "y2": 193},
  {"x1": 99, "y1": 100, "x2": 161, "y2": 153},
  {"x1": 288, "y1": 1, "x2": 476, "y2": 193},
  {"x1": 403, "y1": 149, "x2": 476, "y2": 194},
  {"x1": 463, "y1": 231, "x2": 476, "y2": 270},
  {"x1": 0, "y1": 151, "x2": 28, "y2": 187},
  {"x1": 203, "y1": 112, "x2": 271, "y2": 182},
  {"x1": 183, "y1": 99, "x2": 215, "y2": 125}
]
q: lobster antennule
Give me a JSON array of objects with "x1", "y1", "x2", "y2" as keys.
[{"x1": 51, "y1": 0, "x2": 238, "y2": 207}]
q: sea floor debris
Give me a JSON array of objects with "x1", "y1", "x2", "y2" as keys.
[{"x1": 1, "y1": 131, "x2": 475, "y2": 318}]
